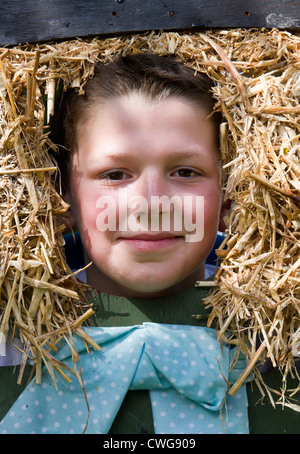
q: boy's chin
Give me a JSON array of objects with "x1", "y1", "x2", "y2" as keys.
[
  {"x1": 106, "y1": 272, "x2": 203, "y2": 298},
  {"x1": 86, "y1": 259, "x2": 205, "y2": 298},
  {"x1": 121, "y1": 281, "x2": 176, "y2": 298}
]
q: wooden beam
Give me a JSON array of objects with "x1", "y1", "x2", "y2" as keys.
[{"x1": 0, "y1": 0, "x2": 299, "y2": 46}]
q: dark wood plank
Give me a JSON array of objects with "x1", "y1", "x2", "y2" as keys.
[{"x1": 0, "y1": 0, "x2": 299, "y2": 46}]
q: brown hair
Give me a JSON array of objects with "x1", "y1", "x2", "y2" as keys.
[{"x1": 51, "y1": 54, "x2": 221, "y2": 190}]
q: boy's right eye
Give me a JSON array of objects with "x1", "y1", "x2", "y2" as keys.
[{"x1": 99, "y1": 170, "x2": 130, "y2": 182}]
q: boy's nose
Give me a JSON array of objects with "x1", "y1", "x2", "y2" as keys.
[
  {"x1": 137, "y1": 169, "x2": 168, "y2": 199},
  {"x1": 133, "y1": 169, "x2": 174, "y2": 214}
]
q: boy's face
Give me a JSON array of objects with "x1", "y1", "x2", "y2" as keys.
[{"x1": 69, "y1": 93, "x2": 223, "y2": 297}]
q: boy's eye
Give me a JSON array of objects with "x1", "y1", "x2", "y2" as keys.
[
  {"x1": 173, "y1": 168, "x2": 201, "y2": 178},
  {"x1": 100, "y1": 171, "x2": 129, "y2": 181}
]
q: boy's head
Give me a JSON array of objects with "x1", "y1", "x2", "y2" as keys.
[
  {"x1": 54, "y1": 54, "x2": 226, "y2": 298},
  {"x1": 64, "y1": 54, "x2": 220, "y2": 152}
]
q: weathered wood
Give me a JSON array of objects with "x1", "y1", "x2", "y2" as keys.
[{"x1": 0, "y1": 0, "x2": 299, "y2": 46}]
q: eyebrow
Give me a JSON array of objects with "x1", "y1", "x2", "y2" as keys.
[
  {"x1": 86, "y1": 149, "x2": 209, "y2": 170},
  {"x1": 86, "y1": 153, "x2": 130, "y2": 167},
  {"x1": 169, "y1": 151, "x2": 204, "y2": 160},
  {"x1": 100, "y1": 150, "x2": 204, "y2": 162}
]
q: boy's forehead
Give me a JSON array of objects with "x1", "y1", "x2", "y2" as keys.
[
  {"x1": 77, "y1": 94, "x2": 217, "y2": 149},
  {"x1": 76, "y1": 131, "x2": 219, "y2": 171},
  {"x1": 81, "y1": 93, "x2": 210, "y2": 129}
]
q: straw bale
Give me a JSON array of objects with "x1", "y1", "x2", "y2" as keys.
[{"x1": 0, "y1": 28, "x2": 299, "y2": 406}]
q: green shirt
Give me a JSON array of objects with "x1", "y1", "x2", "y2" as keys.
[{"x1": 0, "y1": 283, "x2": 299, "y2": 434}]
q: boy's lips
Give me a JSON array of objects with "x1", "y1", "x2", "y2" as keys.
[{"x1": 117, "y1": 233, "x2": 184, "y2": 251}]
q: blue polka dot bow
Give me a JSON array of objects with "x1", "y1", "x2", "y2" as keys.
[{"x1": 0, "y1": 323, "x2": 250, "y2": 434}]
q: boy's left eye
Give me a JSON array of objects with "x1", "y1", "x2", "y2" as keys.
[{"x1": 172, "y1": 168, "x2": 201, "y2": 178}]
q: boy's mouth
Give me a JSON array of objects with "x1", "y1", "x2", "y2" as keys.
[{"x1": 117, "y1": 233, "x2": 184, "y2": 251}]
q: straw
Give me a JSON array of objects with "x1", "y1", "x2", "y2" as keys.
[{"x1": 0, "y1": 29, "x2": 299, "y2": 408}]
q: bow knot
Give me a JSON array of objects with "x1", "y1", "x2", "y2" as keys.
[{"x1": 0, "y1": 324, "x2": 249, "y2": 434}]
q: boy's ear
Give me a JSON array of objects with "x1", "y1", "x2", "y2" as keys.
[
  {"x1": 62, "y1": 191, "x2": 77, "y2": 231},
  {"x1": 218, "y1": 198, "x2": 231, "y2": 233}
]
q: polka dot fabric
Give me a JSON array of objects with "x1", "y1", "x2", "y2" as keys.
[{"x1": 0, "y1": 324, "x2": 249, "y2": 434}]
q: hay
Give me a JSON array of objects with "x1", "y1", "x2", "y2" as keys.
[
  {"x1": 0, "y1": 42, "x2": 101, "y2": 389},
  {"x1": 0, "y1": 29, "x2": 299, "y2": 406}
]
